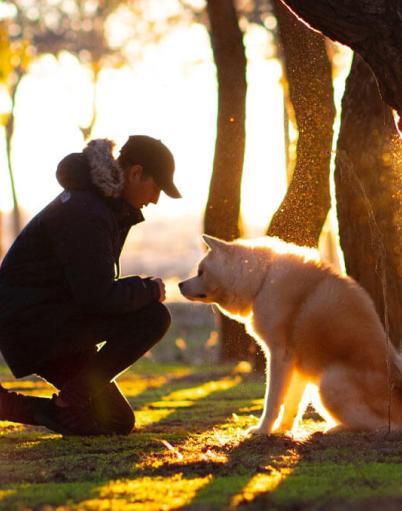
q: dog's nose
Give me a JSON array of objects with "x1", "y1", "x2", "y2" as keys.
[{"x1": 178, "y1": 282, "x2": 183, "y2": 289}]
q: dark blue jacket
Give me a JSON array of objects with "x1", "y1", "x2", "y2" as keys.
[{"x1": 0, "y1": 145, "x2": 160, "y2": 377}]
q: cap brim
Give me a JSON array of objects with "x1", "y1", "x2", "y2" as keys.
[{"x1": 163, "y1": 182, "x2": 182, "y2": 199}]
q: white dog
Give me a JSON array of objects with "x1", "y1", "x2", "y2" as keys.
[{"x1": 179, "y1": 235, "x2": 402, "y2": 435}]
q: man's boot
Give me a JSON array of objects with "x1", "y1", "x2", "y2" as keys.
[
  {"x1": 33, "y1": 394, "x2": 107, "y2": 436},
  {"x1": 0, "y1": 384, "x2": 50, "y2": 425}
]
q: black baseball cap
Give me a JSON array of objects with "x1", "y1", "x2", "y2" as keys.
[{"x1": 118, "y1": 135, "x2": 181, "y2": 198}]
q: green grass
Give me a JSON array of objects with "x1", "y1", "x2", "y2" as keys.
[{"x1": 1, "y1": 360, "x2": 402, "y2": 511}]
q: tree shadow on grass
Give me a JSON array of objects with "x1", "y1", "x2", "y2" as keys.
[
  {"x1": 169, "y1": 429, "x2": 402, "y2": 511},
  {"x1": 168, "y1": 433, "x2": 299, "y2": 510}
]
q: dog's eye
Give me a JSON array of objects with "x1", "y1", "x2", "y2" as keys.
[{"x1": 198, "y1": 269, "x2": 203, "y2": 277}]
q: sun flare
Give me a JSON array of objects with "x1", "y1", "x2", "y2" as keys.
[{"x1": 290, "y1": 384, "x2": 338, "y2": 440}]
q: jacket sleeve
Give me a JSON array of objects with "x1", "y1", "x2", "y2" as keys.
[{"x1": 45, "y1": 193, "x2": 160, "y2": 314}]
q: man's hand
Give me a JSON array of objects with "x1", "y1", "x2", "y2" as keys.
[{"x1": 150, "y1": 277, "x2": 166, "y2": 302}]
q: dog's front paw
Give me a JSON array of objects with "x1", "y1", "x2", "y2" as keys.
[{"x1": 245, "y1": 424, "x2": 271, "y2": 436}]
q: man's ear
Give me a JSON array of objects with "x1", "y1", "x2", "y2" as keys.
[
  {"x1": 202, "y1": 234, "x2": 230, "y2": 251},
  {"x1": 127, "y1": 164, "x2": 143, "y2": 182}
]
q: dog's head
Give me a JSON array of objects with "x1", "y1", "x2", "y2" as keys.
[
  {"x1": 178, "y1": 235, "x2": 261, "y2": 317},
  {"x1": 179, "y1": 235, "x2": 228, "y2": 303}
]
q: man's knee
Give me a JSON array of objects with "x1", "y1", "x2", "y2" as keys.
[
  {"x1": 108, "y1": 407, "x2": 135, "y2": 435},
  {"x1": 92, "y1": 382, "x2": 135, "y2": 435}
]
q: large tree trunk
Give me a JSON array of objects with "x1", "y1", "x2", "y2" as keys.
[
  {"x1": 279, "y1": 0, "x2": 402, "y2": 134},
  {"x1": 268, "y1": 0, "x2": 335, "y2": 247},
  {"x1": 335, "y1": 54, "x2": 402, "y2": 348},
  {"x1": 204, "y1": 0, "x2": 253, "y2": 363}
]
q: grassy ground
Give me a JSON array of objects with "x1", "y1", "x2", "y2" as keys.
[{"x1": 1, "y1": 359, "x2": 402, "y2": 511}]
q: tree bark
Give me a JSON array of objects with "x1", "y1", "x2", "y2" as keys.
[
  {"x1": 279, "y1": 0, "x2": 402, "y2": 134},
  {"x1": 335, "y1": 54, "x2": 402, "y2": 348},
  {"x1": 205, "y1": 0, "x2": 253, "y2": 363},
  {"x1": 268, "y1": 0, "x2": 335, "y2": 247}
]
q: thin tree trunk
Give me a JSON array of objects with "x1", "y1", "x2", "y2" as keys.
[
  {"x1": 6, "y1": 76, "x2": 23, "y2": 237},
  {"x1": 335, "y1": 54, "x2": 402, "y2": 348},
  {"x1": 204, "y1": 0, "x2": 253, "y2": 363},
  {"x1": 267, "y1": 1, "x2": 335, "y2": 247},
  {"x1": 80, "y1": 64, "x2": 100, "y2": 141},
  {"x1": 204, "y1": 0, "x2": 246, "y2": 240},
  {"x1": 279, "y1": 0, "x2": 402, "y2": 133}
]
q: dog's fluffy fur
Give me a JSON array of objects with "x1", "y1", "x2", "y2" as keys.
[{"x1": 179, "y1": 235, "x2": 402, "y2": 435}]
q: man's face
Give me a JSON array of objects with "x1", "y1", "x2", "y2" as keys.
[{"x1": 122, "y1": 165, "x2": 161, "y2": 209}]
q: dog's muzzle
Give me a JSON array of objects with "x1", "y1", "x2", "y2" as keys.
[{"x1": 178, "y1": 281, "x2": 207, "y2": 299}]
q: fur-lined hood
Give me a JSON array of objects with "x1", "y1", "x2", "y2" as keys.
[{"x1": 56, "y1": 139, "x2": 125, "y2": 198}]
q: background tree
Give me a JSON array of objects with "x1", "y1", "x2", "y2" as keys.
[
  {"x1": 203, "y1": 0, "x2": 250, "y2": 363},
  {"x1": 204, "y1": 0, "x2": 247, "y2": 241},
  {"x1": 335, "y1": 54, "x2": 402, "y2": 349},
  {"x1": 0, "y1": 19, "x2": 31, "y2": 237}
]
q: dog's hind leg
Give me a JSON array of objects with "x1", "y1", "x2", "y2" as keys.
[
  {"x1": 319, "y1": 367, "x2": 394, "y2": 432},
  {"x1": 276, "y1": 369, "x2": 308, "y2": 433},
  {"x1": 247, "y1": 344, "x2": 293, "y2": 436}
]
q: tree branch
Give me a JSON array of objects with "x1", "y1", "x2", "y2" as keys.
[{"x1": 279, "y1": 0, "x2": 402, "y2": 133}]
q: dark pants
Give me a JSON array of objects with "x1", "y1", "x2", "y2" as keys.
[{"x1": 35, "y1": 302, "x2": 171, "y2": 434}]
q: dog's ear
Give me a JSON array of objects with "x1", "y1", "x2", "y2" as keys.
[{"x1": 202, "y1": 234, "x2": 229, "y2": 251}]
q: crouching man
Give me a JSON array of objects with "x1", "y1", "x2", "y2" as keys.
[{"x1": 0, "y1": 135, "x2": 181, "y2": 435}]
